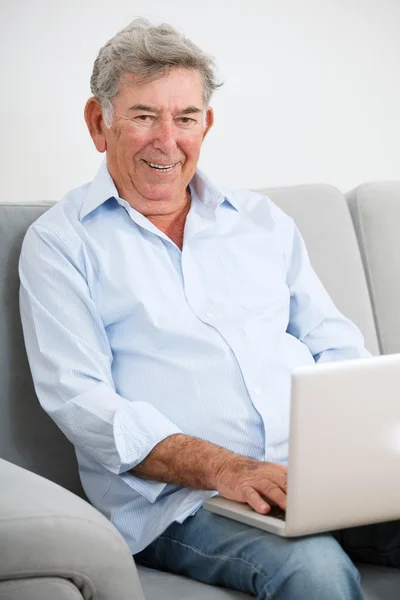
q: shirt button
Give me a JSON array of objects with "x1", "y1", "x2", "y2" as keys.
[
  {"x1": 254, "y1": 387, "x2": 262, "y2": 395},
  {"x1": 205, "y1": 311, "x2": 214, "y2": 319}
]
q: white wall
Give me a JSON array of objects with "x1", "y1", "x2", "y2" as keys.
[{"x1": 1, "y1": 0, "x2": 399, "y2": 202}]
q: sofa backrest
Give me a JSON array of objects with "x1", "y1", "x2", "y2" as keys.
[
  {"x1": 0, "y1": 186, "x2": 379, "y2": 493},
  {"x1": 264, "y1": 184, "x2": 379, "y2": 354},
  {"x1": 0, "y1": 203, "x2": 84, "y2": 497},
  {"x1": 347, "y1": 182, "x2": 400, "y2": 355}
]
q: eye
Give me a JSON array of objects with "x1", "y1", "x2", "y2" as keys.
[
  {"x1": 135, "y1": 115, "x2": 154, "y2": 122},
  {"x1": 176, "y1": 116, "x2": 196, "y2": 126}
]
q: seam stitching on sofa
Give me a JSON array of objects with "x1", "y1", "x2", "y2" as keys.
[
  {"x1": 0, "y1": 203, "x2": 53, "y2": 208},
  {"x1": 346, "y1": 547, "x2": 400, "y2": 557},
  {"x1": 354, "y1": 190, "x2": 383, "y2": 353},
  {"x1": 0, "y1": 513, "x2": 127, "y2": 549},
  {"x1": 1, "y1": 570, "x2": 96, "y2": 597},
  {"x1": 0, "y1": 577, "x2": 82, "y2": 598}
]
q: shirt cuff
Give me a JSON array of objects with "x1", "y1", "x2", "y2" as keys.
[
  {"x1": 119, "y1": 472, "x2": 169, "y2": 504},
  {"x1": 113, "y1": 398, "x2": 183, "y2": 471},
  {"x1": 114, "y1": 400, "x2": 183, "y2": 503}
]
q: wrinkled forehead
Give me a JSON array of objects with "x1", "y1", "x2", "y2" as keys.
[{"x1": 114, "y1": 67, "x2": 206, "y2": 110}]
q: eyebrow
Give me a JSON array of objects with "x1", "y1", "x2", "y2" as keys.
[
  {"x1": 178, "y1": 106, "x2": 202, "y2": 115},
  {"x1": 128, "y1": 104, "x2": 202, "y2": 115}
]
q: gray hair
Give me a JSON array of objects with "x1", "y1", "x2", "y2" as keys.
[{"x1": 90, "y1": 18, "x2": 222, "y2": 127}]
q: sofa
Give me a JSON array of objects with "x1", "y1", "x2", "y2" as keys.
[{"x1": 1, "y1": 181, "x2": 400, "y2": 599}]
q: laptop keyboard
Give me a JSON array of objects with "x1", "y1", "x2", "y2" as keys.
[{"x1": 265, "y1": 505, "x2": 286, "y2": 521}]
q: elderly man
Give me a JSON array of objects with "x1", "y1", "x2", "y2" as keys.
[{"x1": 19, "y1": 18, "x2": 400, "y2": 600}]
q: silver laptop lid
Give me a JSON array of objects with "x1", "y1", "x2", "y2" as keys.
[{"x1": 285, "y1": 353, "x2": 400, "y2": 536}]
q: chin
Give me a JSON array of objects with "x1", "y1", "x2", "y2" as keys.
[{"x1": 141, "y1": 182, "x2": 182, "y2": 201}]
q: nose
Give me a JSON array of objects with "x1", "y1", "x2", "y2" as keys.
[{"x1": 152, "y1": 119, "x2": 178, "y2": 154}]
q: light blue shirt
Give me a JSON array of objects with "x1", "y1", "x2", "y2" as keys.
[{"x1": 19, "y1": 161, "x2": 368, "y2": 554}]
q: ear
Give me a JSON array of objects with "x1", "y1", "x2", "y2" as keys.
[
  {"x1": 202, "y1": 107, "x2": 214, "y2": 139},
  {"x1": 84, "y1": 97, "x2": 108, "y2": 153}
]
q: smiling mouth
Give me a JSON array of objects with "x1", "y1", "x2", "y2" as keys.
[{"x1": 143, "y1": 160, "x2": 179, "y2": 172}]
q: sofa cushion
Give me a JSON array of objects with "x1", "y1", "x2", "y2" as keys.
[
  {"x1": 358, "y1": 563, "x2": 400, "y2": 600},
  {"x1": 263, "y1": 184, "x2": 379, "y2": 355},
  {"x1": 138, "y1": 565, "x2": 248, "y2": 599},
  {"x1": 347, "y1": 182, "x2": 400, "y2": 355},
  {"x1": 137, "y1": 563, "x2": 400, "y2": 600}
]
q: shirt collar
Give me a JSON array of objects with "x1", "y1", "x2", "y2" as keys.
[
  {"x1": 189, "y1": 168, "x2": 240, "y2": 212},
  {"x1": 80, "y1": 159, "x2": 119, "y2": 221},
  {"x1": 79, "y1": 159, "x2": 239, "y2": 221}
]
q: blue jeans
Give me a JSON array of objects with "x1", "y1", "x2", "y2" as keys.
[{"x1": 135, "y1": 508, "x2": 400, "y2": 599}]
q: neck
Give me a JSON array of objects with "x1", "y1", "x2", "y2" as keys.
[{"x1": 147, "y1": 189, "x2": 191, "y2": 250}]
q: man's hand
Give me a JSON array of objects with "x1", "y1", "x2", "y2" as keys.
[
  {"x1": 215, "y1": 455, "x2": 287, "y2": 514},
  {"x1": 133, "y1": 434, "x2": 287, "y2": 514}
]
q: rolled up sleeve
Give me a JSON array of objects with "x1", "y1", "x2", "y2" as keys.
[{"x1": 19, "y1": 224, "x2": 182, "y2": 501}]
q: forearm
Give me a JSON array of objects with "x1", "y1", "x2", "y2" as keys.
[
  {"x1": 132, "y1": 434, "x2": 288, "y2": 514},
  {"x1": 131, "y1": 433, "x2": 239, "y2": 490}
]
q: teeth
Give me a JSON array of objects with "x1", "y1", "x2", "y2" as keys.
[{"x1": 147, "y1": 161, "x2": 176, "y2": 170}]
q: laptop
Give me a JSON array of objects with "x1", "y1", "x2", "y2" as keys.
[{"x1": 203, "y1": 353, "x2": 400, "y2": 537}]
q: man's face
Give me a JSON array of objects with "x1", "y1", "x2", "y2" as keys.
[{"x1": 89, "y1": 67, "x2": 213, "y2": 217}]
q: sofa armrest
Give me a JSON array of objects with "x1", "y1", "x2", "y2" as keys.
[{"x1": 0, "y1": 458, "x2": 144, "y2": 600}]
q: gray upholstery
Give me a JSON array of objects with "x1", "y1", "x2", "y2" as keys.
[
  {"x1": 357, "y1": 565, "x2": 400, "y2": 600},
  {"x1": 0, "y1": 578, "x2": 84, "y2": 600},
  {"x1": 0, "y1": 458, "x2": 144, "y2": 600},
  {"x1": 0, "y1": 203, "x2": 84, "y2": 498},
  {"x1": 264, "y1": 184, "x2": 380, "y2": 355},
  {"x1": 346, "y1": 182, "x2": 400, "y2": 355},
  {"x1": 0, "y1": 184, "x2": 399, "y2": 599},
  {"x1": 137, "y1": 565, "x2": 400, "y2": 600},
  {"x1": 138, "y1": 566, "x2": 248, "y2": 599}
]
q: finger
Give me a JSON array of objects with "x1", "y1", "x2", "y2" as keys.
[
  {"x1": 275, "y1": 471, "x2": 287, "y2": 493},
  {"x1": 260, "y1": 484, "x2": 287, "y2": 511},
  {"x1": 243, "y1": 487, "x2": 271, "y2": 514},
  {"x1": 266, "y1": 468, "x2": 287, "y2": 493}
]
